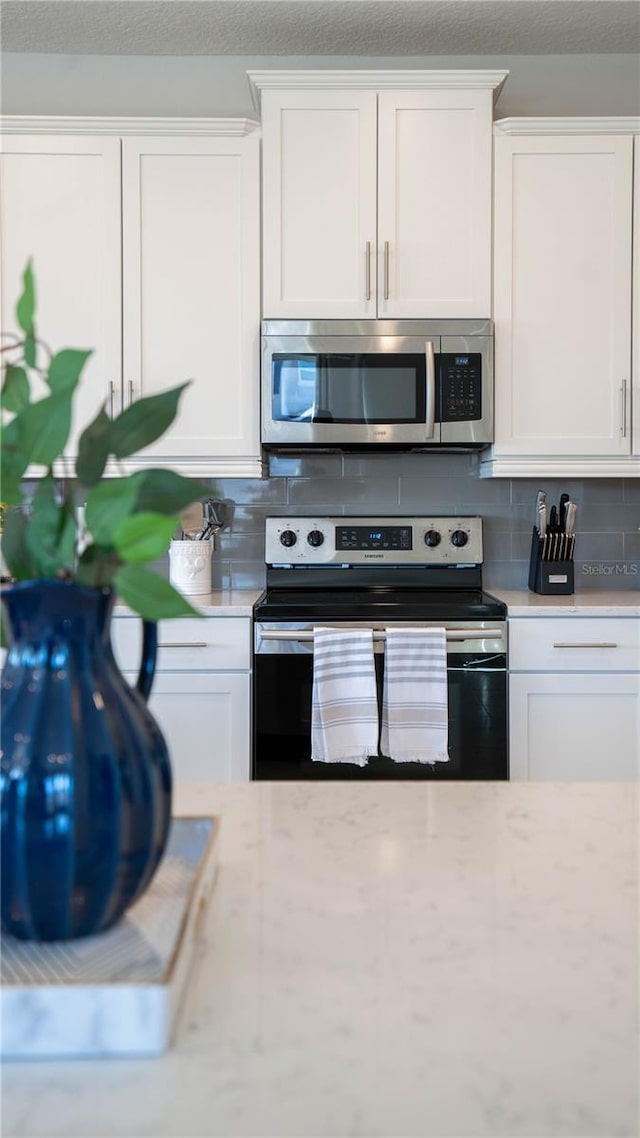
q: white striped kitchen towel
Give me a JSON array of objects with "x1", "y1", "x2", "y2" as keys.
[
  {"x1": 380, "y1": 628, "x2": 449, "y2": 764},
  {"x1": 311, "y1": 627, "x2": 379, "y2": 766}
]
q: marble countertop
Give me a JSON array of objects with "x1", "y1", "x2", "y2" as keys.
[
  {"x1": 489, "y1": 588, "x2": 640, "y2": 616},
  {"x1": 3, "y1": 781, "x2": 638, "y2": 1138},
  {"x1": 113, "y1": 589, "x2": 264, "y2": 618}
]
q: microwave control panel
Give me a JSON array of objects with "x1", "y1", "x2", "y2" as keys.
[{"x1": 438, "y1": 353, "x2": 482, "y2": 422}]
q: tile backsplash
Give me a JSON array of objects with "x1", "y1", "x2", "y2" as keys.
[{"x1": 197, "y1": 452, "x2": 639, "y2": 593}]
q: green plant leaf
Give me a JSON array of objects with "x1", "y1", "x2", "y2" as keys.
[
  {"x1": 113, "y1": 512, "x2": 176, "y2": 565},
  {"x1": 23, "y1": 335, "x2": 37, "y2": 369},
  {"x1": 134, "y1": 469, "x2": 211, "y2": 515},
  {"x1": 16, "y1": 390, "x2": 73, "y2": 467},
  {"x1": 47, "y1": 349, "x2": 92, "y2": 394},
  {"x1": 0, "y1": 417, "x2": 30, "y2": 504},
  {"x1": 75, "y1": 544, "x2": 119, "y2": 589},
  {"x1": 76, "y1": 404, "x2": 112, "y2": 486},
  {"x1": 109, "y1": 382, "x2": 190, "y2": 459},
  {"x1": 114, "y1": 565, "x2": 201, "y2": 621},
  {"x1": 16, "y1": 262, "x2": 35, "y2": 336},
  {"x1": 1, "y1": 507, "x2": 36, "y2": 580},
  {"x1": 1, "y1": 365, "x2": 30, "y2": 414},
  {"x1": 84, "y1": 475, "x2": 142, "y2": 545},
  {"x1": 24, "y1": 475, "x2": 76, "y2": 578}
]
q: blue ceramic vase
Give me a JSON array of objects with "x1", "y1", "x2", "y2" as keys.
[{"x1": 0, "y1": 580, "x2": 172, "y2": 941}]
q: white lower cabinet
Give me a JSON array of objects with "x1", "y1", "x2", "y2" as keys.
[
  {"x1": 145, "y1": 672, "x2": 250, "y2": 783},
  {"x1": 509, "y1": 616, "x2": 640, "y2": 780},
  {"x1": 509, "y1": 673, "x2": 640, "y2": 780},
  {"x1": 112, "y1": 613, "x2": 252, "y2": 782}
]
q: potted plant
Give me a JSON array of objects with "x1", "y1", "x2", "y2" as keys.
[{"x1": 1, "y1": 262, "x2": 210, "y2": 941}]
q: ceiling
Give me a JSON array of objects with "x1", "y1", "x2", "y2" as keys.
[{"x1": 2, "y1": 0, "x2": 639, "y2": 57}]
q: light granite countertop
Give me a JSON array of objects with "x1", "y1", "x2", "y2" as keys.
[
  {"x1": 488, "y1": 587, "x2": 640, "y2": 617},
  {"x1": 112, "y1": 588, "x2": 264, "y2": 618},
  {"x1": 3, "y1": 781, "x2": 639, "y2": 1138}
]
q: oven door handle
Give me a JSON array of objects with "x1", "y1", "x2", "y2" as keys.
[{"x1": 257, "y1": 628, "x2": 503, "y2": 643}]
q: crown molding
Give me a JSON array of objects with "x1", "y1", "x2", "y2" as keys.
[
  {"x1": 247, "y1": 69, "x2": 509, "y2": 112},
  {"x1": 479, "y1": 455, "x2": 640, "y2": 479},
  {"x1": 494, "y1": 116, "x2": 640, "y2": 136},
  {"x1": 0, "y1": 116, "x2": 260, "y2": 137}
]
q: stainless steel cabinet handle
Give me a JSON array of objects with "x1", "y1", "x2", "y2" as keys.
[
  {"x1": 425, "y1": 340, "x2": 436, "y2": 440},
  {"x1": 158, "y1": 641, "x2": 208, "y2": 649},
  {"x1": 620, "y1": 380, "x2": 628, "y2": 437},
  {"x1": 108, "y1": 380, "x2": 115, "y2": 417},
  {"x1": 365, "y1": 241, "x2": 372, "y2": 301},
  {"x1": 128, "y1": 379, "x2": 135, "y2": 408},
  {"x1": 383, "y1": 241, "x2": 390, "y2": 300},
  {"x1": 552, "y1": 642, "x2": 618, "y2": 649},
  {"x1": 259, "y1": 628, "x2": 502, "y2": 643}
]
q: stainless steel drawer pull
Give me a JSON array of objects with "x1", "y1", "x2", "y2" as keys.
[
  {"x1": 158, "y1": 641, "x2": 209, "y2": 649},
  {"x1": 552, "y1": 642, "x2": 618, "y2": 649},
  {"x1": 365, "y1": 241, "x2": 372, "y2": 301},
  {"x1": 260, "y1": 628, "x2": 502, "y2": 643}
]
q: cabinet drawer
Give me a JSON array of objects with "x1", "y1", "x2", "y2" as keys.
[
  {"x1": 112, "y1": 616, "x2": 251, "y2": 673},
  {"x1": 509, "y1": 617, "x2": 640, "y2": 673}
]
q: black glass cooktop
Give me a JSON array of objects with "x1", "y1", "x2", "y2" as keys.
[{"x1": 254, "y1": 588, "x2": 506, "y2": 623}]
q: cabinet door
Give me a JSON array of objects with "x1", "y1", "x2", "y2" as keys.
[
  {"x1": 628, "y1": 138, "x2": 633, "y2": 462},
  {"x1": 121, "y1": 134, "x2": 260, "y2": 470},
  {"x1": 494, "y1": 134, "x2": 633, "y2": 457},
  {"x1": 0, "y1": 134, "x2": 122, "y2": 457},
  {"x1": 261, "y1": 90, "x2": 378, "y2": 318},
  {"x1": 509, "y1": 673, "x2": 640, "y2": 780},
  {"x1": 122, "y1": 671, "x2": 251, "y2": 781},
  {"x1": 377, "y1": 90, "x2": 492, "y2": 318}
]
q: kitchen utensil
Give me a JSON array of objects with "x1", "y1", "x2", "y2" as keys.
[
  {"x1": 548, "y1": 504, "x2": 558, "y2": 559},
  {"x1": 559, "y1": 492, "x2": 570, "y2": 533},
  {"x1": 195, "y1": 498, "x2": 231, "y2": 542},
  {"x1": 537, "y1": 500, "x2": 548, "y2": 558},
  {"x1": 535, "y1": 489, "x2": 547, "y2": 532},
  {"x1": 565, "y1": 500, "x2": 577, "y2": 558}
]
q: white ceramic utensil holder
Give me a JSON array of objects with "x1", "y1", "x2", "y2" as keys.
[{"x1": 169, "y1": 538, "x2": 213, "y2": 596}]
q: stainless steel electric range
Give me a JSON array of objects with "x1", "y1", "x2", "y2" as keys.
[{"x1": 253, "y1": 515, "x2": 508, "y2": 780}]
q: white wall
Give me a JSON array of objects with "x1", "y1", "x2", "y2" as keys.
[{"x1": 2, "y1": 52, "x2": 639, "y2": 118}]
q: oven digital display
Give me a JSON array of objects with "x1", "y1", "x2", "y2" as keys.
[{"x1": 336, "y1": 526, "x2": 412, "y2": 551}]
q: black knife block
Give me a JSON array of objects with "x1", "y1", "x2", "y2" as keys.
[{"x1": 528, "y1": 527, "x2": 574, "y2": 595}]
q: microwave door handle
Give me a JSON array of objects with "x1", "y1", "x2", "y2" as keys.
[{"x1": 425, "y1": 341, "x2": 436, "y2": 439}]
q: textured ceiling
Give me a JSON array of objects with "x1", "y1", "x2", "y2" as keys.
[{"x1": 2, "y1": 0, "x2": 639, "y2": 56}]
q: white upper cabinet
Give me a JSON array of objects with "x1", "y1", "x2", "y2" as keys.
[
  {"x1": 376, "y1": 89, "x2": 494, "y2": 318},
  {"x1": 482, "y1": 118, "x2": 640, "y2": 479},
  {"x1": 628, "y1": 137, "x2": 633, "y2": 462},
  {"x1": 0, "y1": 118, "x2": 262, "y2": 479},
  {"x1": 0, "y1": 134, "x2": 122, "y2": 457},
  {"x1": 260, "y1": 89, "x2": 378, "y2": 319},
  {"x1": 251, "y1": 72, "x2": 507, "y2": 320},
  {"x1": 121, "y1": 134, "x2": 260, "y2": 474}
]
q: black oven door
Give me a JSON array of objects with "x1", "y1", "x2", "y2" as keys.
[{"x1": 253, "y1": 627, "x2": 507, "y2": 780}]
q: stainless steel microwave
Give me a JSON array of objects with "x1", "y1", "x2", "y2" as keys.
[{"x1": 261, "y1": 319, "x2": 494, "y2": 451}]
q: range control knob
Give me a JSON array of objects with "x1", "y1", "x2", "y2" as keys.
[
  {"x1": 451, "y1": 529, "x2": 469, "y2": 548},
  {"x1": 280, "y1": 529, "x2": 297, "y2": 548},
  {"x1": 424, "y1": 529, "x2": 441, "y2": 548},
  {"x1": 307, "y1": 530, "x2": 324, "y2": 548}
]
